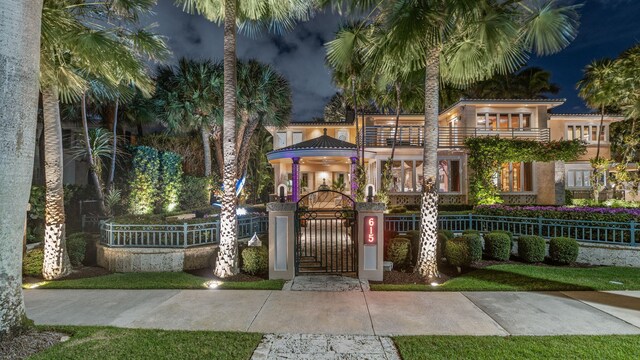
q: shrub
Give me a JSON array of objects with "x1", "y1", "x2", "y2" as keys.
[
  {"x1": 445, "y1": 238, "x2": 471, "y2": 268},
  {"x1": 474, "y1": 204, "x2": 640, "y2": 223},
  {"x1": 160, "y1": 151, "x2": 183, "y2": 213},
  {"x1": 436, "y1": 232, "x2": 448, "y2": 261},
  {"x1": 489, "y1": 230, "x2": 513, "y2": 242},
  {"x1": 66, "y1": 233, "x2": 89, "y2": 266},
  {"x1": 406, "y1": 230, "x2": 420, "y2": 264},
  {"x1": 549, "y1": 237, "x2": 579, "y2": 264},
  {"x1": 438, "y1": 229, "x2": 454, "y2": 240},
  {"x1": 484, "y1": 232, "x2": 512, "y2": 261},
  {"x1": 463, "y1": 233, "x2": 483, "y2": 262},
  {"x1": 518, "y1": 235, "x2": 546, "y2": 263},
  {"x1": 23, "y1": 248, "x2": 44, "y2": 276},
  {"x1": 179, "y1": 176, "x2": 211, "y2": 210},
  {"x1": 388, "y1": 205, "x2": 407, "y2": 214},
  {"x1": 241, "y1": 246, "x2": 268, "y2": 275},
  {"x1": 386, "y1": 237, "x2": 411, "y2": 269},
  {"x1": 128, "y1": 146, "x2": 160, "y2": 215}
]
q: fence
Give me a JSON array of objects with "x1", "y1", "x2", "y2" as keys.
[
  {"x1": 384, "y1": 213, "x2": 638, "y2": 246},
  {"x1": 100, "y1": 215, "x2": 269, "y2": 248}
]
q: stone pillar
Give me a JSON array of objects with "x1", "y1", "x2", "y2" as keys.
[
  {"x1": 267, "y1": 202, "x2": 296, "y2": 280},
  {"x1": 356, "y1": 202, "x2": 386, "y2": 281},
  {"x1": 350, "y1": 156, "x2": 358, "y2": 196},
  {"x1": 554, "y1": 161, "x2": 566, "y2": 205},
  {"x1": 292, "y1": 157, "x2": 300, "y2": 202}
]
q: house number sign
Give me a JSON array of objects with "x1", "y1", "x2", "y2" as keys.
[{"x1": 364, "y1": 216, "x2": 377, "y2": 245}]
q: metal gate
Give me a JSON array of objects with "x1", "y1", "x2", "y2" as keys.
[{"x1": 295, "y1": 190, "x2": 357, "y2": 274}]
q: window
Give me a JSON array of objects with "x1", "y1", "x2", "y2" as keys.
[
  {"x1": 292, "y1": 132, "x2": 303, "y2": 145},
  {"x1": 336, "y1": 129, "x2": 349, "y2": 141},
  {"x1": 276, "y1": 132, "x2": 286, "y2": 148},
  {"x1": 477, "y1": 112, "x2": 532, "y2": 129},
  {"x1": 499, "y1": 162, "x2": 534, "y2": 192},
  {"x1": 566, "y1": 125, "x2": 606, "y2": 143},
  {"x1": 438, "y1": 160, "x2": 461, "y2": 192},
  {"x1": 567, "y1": 169, "x2": 597, "y2": 188}
]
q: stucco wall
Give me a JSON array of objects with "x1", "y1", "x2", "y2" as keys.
[
  {"x1": 97, "y1": 244, "x2": 217, "y2": 272},
  {"x1": 535, "y1": 162, "x2": 556, "y2": 205}
]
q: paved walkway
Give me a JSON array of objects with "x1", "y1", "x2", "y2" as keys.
[{"x1": 24, "y1": 289, "x2": 640, "y2": 336}]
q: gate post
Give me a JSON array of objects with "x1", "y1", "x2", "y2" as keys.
[
  {"x1": 267, "y1": 202, "x2": 296, "y2": 280},
  {"x1": 356, "y1": 202, "x2": 386, "y2": 281}
]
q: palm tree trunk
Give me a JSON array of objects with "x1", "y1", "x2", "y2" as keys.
[
  {"x1": 211, "y1": 124, "x2": 224, "y2": 177},
  {"x1": 593, "y1": 105, "x2": 605, "y2": 201},
  {"x1": 41, "y1": 87, "x2": 71, "y2": 280},
  {"x1": 201, "y1": 125, "x2": 212, "y2": 177},
  {"x1": 390, "y1": 83, "x2": 402, "y2": 160},
  {"x1": 0, "y1": 0, "x2": 42, "y2": 339},
  {"x1": 214, "y1": 0, "x2": 239, "y2": 278},
  {"x1": 415, "y1": 47, "x2": 440, "y2": 280},
  {"x1": 81, "y1": 93, "x2": 107, "y2": 215},
  {"x1": 351, "y1": 76, "x2": 360, "y2": 160},
  {"x1": 595, "y1": 105, "x2": 604, "y2": 161},
  {"x1": 107, "y1": 97, "x2": 119, "y2": 190}
]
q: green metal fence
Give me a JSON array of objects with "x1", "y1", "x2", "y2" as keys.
[{"x1": 384, "y1": 214, "x2": 638, "y2": 246}]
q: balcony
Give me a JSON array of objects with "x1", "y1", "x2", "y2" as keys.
[{"x1": 362, "y1": 125, "x2": 550, "y2": 148}]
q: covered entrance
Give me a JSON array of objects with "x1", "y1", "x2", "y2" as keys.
[{"x1": 295, "y1": 190, "x2": 357, "y2": 275}]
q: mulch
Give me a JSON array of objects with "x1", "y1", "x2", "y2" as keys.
[
  {"x1": 23, "y1": 266, "x2": 112, "y2": 285},
  {"x1": 0, "y1": 330, "x2": 67, "y2": 360}
]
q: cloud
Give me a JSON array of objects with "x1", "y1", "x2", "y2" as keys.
[{"x1": 146, "y1": 0, "x2": 341, "y2": 120}]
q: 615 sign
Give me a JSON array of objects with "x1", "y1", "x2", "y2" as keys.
[{"x1": 364, "y1": 216, "x2": 377, "y2": 245}]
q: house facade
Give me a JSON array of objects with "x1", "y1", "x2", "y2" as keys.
[{"x1": 266, "y1": 99, "x2": 627, "y2": 206}]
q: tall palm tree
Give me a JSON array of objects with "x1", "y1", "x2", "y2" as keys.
[
  {"x1": 39, "y1": 0, "x2": 167, "y2": 279},
  {"x1": 236, "y1": 60, "x2": 292, "y2": 179},
  {"x1": 176, "y1": 0, "x2": 315, "y2": 278},
  {"x1": 156, "y1": 58, "x2": 223, "y2": 178},
  {"x1": 464, "y1": 66, "x2": 560, "y2": 99},
  {"x1": 341, "y1": 0, "x2": 580, "y2": 279},
  {"x1": 0, "y1": 0, "x2": 43, "y2": 340}
]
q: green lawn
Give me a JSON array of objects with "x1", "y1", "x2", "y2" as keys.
[
  {"x1": 393, "y1": 335, "x2": 640, "y2": 360},
  {"x1": 30, "y1": 326, "x2": 262, "y2": 360},
  {"x1": 27, "y1": 272, "x2": 283, "y2": 290},
  {"x1": 371, "y1": 265, "x2": 640, "y2": 291}
]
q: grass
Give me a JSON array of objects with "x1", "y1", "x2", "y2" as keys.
[
  {"x1": 371, "y1": 264, "x2": 640, "y2": 291},
  {"x1": 30, "y1": 326, "x2": 262, "y2": 360},
  {"x1": 27, "y1": 272, "x2": 283, "y2": 290},
  {"x1": 393, "y1": 335, "x2": 640, "y2": 360}
]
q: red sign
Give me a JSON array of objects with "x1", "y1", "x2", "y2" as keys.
[{"x1": 364, "y1": 216, "x2": 377, "y2": 245}]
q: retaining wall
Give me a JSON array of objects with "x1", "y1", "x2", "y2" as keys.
[{"x1": 96, "y1": 244, "x2": 218, "y2": 272}]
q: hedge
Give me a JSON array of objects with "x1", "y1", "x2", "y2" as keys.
[
  {"x1": 549, "y1": 237, "x2": 579, "y2": 265},
  {"x1": 484, "y1": 232, "x2": 511, "y2": 261},
  {"x1": 518, "y1": 235, "x2": 546, "y2": 263},
  {"x1": 445, "y1": 238, "x2": 471, "y2": 268},
  {"x1": 386, "y1": 237, "x2": 411, "y2": 269},
  {"x1": 462, "y1": 233, "x2": 482, "y2": 262},
  {"x1": 474, "y1": 205, "x2": 640, "y2": 223},
  {"x1": 67, "y1": 232, "x2": 90, "y2": 266},
  {"x1": 241, "y1": 246, "x2": 268, "y2": 275}
]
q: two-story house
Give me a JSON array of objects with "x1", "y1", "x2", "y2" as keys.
[{"x1": 266, "y1": 98, "x2": 626, "y2": 206}]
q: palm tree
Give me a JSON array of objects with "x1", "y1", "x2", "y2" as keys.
[
  {"x1": 0, "y1": 0, "x2": 43, "y2": 340},
  {"x1": 156, "y1": 58, "x2": 223, "y2": 178},
  {"x1": 176, "y1": 0, "x2": 315, "y2": 278},
  {"x1": 236, "y1": 60, "x2": 292, "y2": 179},
  {"x1": 342, "y1": 0, "x2": 580, "y2": 280},
  {"x1": 464, "y1": 66, "x2": 560, "y2": 99},
  {"x1": 39, "y1": 0, "x2": 167, "y2": 279}
]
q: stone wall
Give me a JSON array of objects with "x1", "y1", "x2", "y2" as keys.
[
  {"x1": 97, "y1": 244, "x2": 218, "y2": 272},
  {"x1": 510, "y1": 240, "x2": 640, "y2": 267}
]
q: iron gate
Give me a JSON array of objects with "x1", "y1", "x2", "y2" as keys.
[{"x1": 295, "y1": 190, "x2": 357, "y2": 274}]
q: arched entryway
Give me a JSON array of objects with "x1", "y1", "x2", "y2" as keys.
[{"x1": 295, "y1": 190, "x2": 357, "y2": 275}]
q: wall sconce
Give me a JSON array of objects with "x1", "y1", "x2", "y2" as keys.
[{"x1": 277, "y1": 184, "x2": 287, "y2": 203}]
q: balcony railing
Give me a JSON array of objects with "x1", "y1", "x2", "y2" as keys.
[{"x1": 362, "y1": 126, "x2": 550, "y2": 148}]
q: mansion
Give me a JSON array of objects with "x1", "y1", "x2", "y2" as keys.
[{"x1": 266, "y1": 99, "x2": 628, "y2": 206}]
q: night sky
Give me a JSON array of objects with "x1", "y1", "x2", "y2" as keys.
[{"x1": 150, "y1": 0, "x2": 640, "y2": 120}]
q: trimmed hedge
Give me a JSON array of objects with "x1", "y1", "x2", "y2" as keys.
[
  {"x1": 23, "y1": 248, "x2": 44, "y2": 276},
  {"x1": 445, "y1": 238, "x2": 471, "y2": 268},
  {"x1": 180, "y1": 176, "x2": 211, "y2": 210},
  {"x1": 490, "y1": 230, "x2": 513, "y2": 242},
  {"x1": 484, "y1": 232, "x2": 512, "y2": 261},
  {"x1": 474, "y1": 205, "x2": 640, "y2": 223},
  {"x1": 518, "y1": 235, "x2": 546, "y2": 263},
  {"x1": 406, "y1": 230, "x2": 420, "y2": 265},
  {"x1": 386, "y1": 237, "x2": 411, "y2": 269},
  {"x1": 241, "y1": 246, "x2": 268, "y2": 275},
  {"x1": 438, "y1": 229, "x2": 454, "y2": 240},
  {"x1": 67, "y1": 232, "x2": 89, "y2": 266},
  {"x1": 549, "y1": 237, "x2": 579, "y2": 265},
  {"x1": 463, "y1": 233, "x2": 483, "y2": 262},
  {"x1": 462, "y1": 229, "x2": 481, "y2": 236}
]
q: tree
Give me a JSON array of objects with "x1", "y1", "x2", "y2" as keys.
[
  {"x1": 176, "y1": 0, "x2": 315, "y2": 278},
  {"x1": 335, "y1": 0, "x2": 580, "y2": 280},
  {"x1": 156, "y1": 58, "x2": 223, "y2": 178},
  {"x1": 0, "y1": 0, "x2": 43, "y2": 340},
  {"x1": 39, "y1": 0, "x2": 166, "y2": 279}
]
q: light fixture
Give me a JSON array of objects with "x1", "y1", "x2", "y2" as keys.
[{"x1": 206, "y1": 280, "x2": 222, "y2": 289}]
